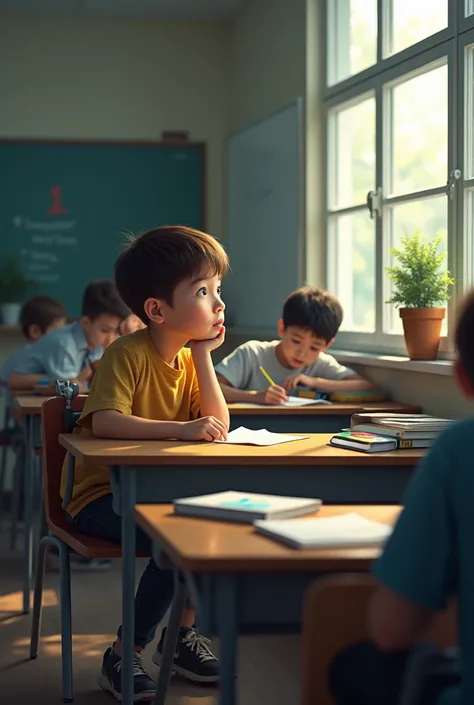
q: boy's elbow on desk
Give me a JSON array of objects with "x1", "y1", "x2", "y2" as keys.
[
  {"x1": 8, "y1": 372, "x2": 41, "y2": 391},
  {"x1": 92, "y1": 410, "x2": 121, "y2": 438}
]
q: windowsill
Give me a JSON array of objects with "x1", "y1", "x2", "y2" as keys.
[{"x1": 332, "y1": 350, "x2": 453, "y2": 376}]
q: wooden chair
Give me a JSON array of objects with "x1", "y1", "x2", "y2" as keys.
[
  {"x1": 29, "y1": 396, "x2": 146, "y2": 703},
  {"x1": 301, "y1": 574, "x2": 457, "y2": 705}
]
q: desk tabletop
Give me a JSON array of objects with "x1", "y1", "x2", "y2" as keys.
[
  {"x1": 12, "y1": 394, "x2": 51, "y2": 415},
  {"x1": 227, "y1": 401, "x2": 421, "y2": 416},
  {"x1": 134, "y1": 504, "x2": 401, "y2": 572},
  {"x1": 58, "y1": 432, "x2": 423, "y2": 466}
]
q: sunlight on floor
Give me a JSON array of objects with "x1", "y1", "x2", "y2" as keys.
[
  {"x1": 13, "y1": 633, "x2": 114, "y2": 659},
  {"x1": 0, "y1": 588, "x2": 58, "y2": 612}
]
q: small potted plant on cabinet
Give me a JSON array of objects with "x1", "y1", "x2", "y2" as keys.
[
  {"x1": 385, "y1": 230, "x2": 454, "y2": 360},
  {"x1": 0, "y1": 254, "x2": 34, "y2": 325}
]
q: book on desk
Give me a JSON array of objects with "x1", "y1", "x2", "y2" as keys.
[
  {"x1": 254, "y1": 512, "x2": 393, "y2": 549},
  {"x1": 173, "y1": 491, "x2": 322, "y2": 523},
  {"x1": 330, "y1": 414, "x2": 454, "y2": 452}
]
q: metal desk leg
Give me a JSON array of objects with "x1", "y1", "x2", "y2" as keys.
[
  {"x1": 23, "y1": 416, "x2": 34, "y2": 615},
  {"x1": 215, "y1": 574, "x2": 238, "y2": 705},
  {"x1": 120, "y1": 466, "x2": 136, "y2": 705},
  {"x1": 153, "y1": 570, "x2": 187, "y2": 705}
]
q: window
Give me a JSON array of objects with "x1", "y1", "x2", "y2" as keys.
[
  {"x1": 384, "y1": 1, "x2": 448, "y2": 57},
  {"x1": 324, "y1": 0, "x2": 467, "y2": 355}
]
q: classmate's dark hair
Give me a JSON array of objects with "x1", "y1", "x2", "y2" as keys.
[
  {"x1": 19, "y1": 295, "x2": 67, "y2": 339},
  {"x1": 81, "y1": 279, "x2": 130, "y2": 322},
  {"x1": 455, "y1": 290, "x2": 474, "y2": 387},
  {"x1": 282, "y1": 286, "x2": 344, "y2": 342},
  {"x1": 115, "y1": 226, "x2": 229, "y2": 324}
]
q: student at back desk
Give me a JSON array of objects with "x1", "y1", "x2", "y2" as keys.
[
  {"x1": 8, "y1": 281, "x2": 128, "y2": 571},
  {"x1": 329, "y1": 291, "x2": 474, "y2": 705},
  {"x1": 0, "y1": 295, "x2": 67, "y2": 386},
  {"x1": 60, "y1": 226, "x2": 229, "y2": 701},
  {"x1": 216, "y1": 286, "x2": 377, "y2": 405},
  {"x1": 8, "y1": 280, "x2": 128, "y2": 392}
]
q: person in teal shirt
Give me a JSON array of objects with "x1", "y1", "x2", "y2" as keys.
[{"x1": 330, "y1": 291, "x2": 474, "y2": 705}]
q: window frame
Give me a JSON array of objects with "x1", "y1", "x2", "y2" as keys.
[{"x1": 323, "y1": 0, "x2": 465, "y2": 357}]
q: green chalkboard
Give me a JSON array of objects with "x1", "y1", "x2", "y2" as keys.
[{"x1": 0, "y1": 139, "x2": 205, "y2": 317}]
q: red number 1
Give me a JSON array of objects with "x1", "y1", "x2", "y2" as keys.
[{"x1": 48, "y1": 185, "x2": 69, "y2": 216}]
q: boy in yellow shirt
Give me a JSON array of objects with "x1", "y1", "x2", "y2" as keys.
[{"x1": 61, "y1": 226, "x2": 229, "y2": 701}]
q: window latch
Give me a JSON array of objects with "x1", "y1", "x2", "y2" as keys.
[
  {"x1": 447, "y1": 169, "x2": 461, "y2": 200},
  {"x1": 366, "y1": 188, "x2": 382, "y2": 219}
]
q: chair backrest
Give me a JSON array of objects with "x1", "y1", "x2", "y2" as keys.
[
  {"x1": 301, "y1": 574, "x2": 378, "y2": 705},
  {"x1": 41, "y1": 395, "x2": 87, "y2": 527},
  {"x1": 300, "y1": 574, "x2": 458, "y2": 705}
]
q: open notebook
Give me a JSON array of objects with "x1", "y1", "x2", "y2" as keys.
[
  {"x1": 254, "y1": 512, "x2": 393, "y2": 549},
  {"x1": 232, "y1": 397, "x2": 331, "y2": 408},
  {"x1": 217, "y1": 426, "x2": 308, "y2": 446}
]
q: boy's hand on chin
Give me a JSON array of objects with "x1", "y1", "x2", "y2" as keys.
[{"x1": 189, "y1": 325, "x2": 226, "y2": 356}]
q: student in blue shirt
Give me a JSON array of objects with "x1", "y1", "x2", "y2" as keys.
[
  {"x1": 0, "y1": 295, "x2": 67, "y2": 385},
  {"x1": 8, "y1": 280, "x2": 129, "y2": 391},
  {"x1": 329, "y1": 293, "x2": 474, "y2": 705}
]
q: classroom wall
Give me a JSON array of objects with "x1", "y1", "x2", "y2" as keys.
[
  {"x1": 0, "y1": 15, "x2": 231, "y2": 241},
  {"x1": 229, "y1": 0, "x2": 325, "y2": 285},
  {"x1": 229, "y1": 0, "x2": 307, "y2": 131}
]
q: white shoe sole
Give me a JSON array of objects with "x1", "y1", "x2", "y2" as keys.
[
  {"x1": 152, "y1": 651, "x2": 219, "y2": 684},
  {"x1": 97, "y1": 672, "x2": 156, "y2": 702}
]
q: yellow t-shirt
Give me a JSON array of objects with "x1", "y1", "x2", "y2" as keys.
[{"x1": 60, "y1": 328, "x2": 200, "y2": 518}]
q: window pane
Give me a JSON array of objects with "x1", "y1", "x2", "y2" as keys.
[
  {"x1": 384, "y1": 196, "x2": 448, "y2": 335},
  {"x1": 329, "y1": 96, "x2": 376, "y2": 209},
  {"x1": 328, "y1": 0, "x2": 377, "y2": 85},
  {"x1": 330, "y1": 210, "x2": 375, "y2": 332},
  {"x1": 465, "y1": 188, "x2": 474, "y2": 283},
  {"x1": 386, "y1": 0, "x2": 448, "y2": 56},
  {"x1": 466, "y1": 0, "x2": 474, "y2": 18},
  {"x1": 388, "y1": 63, "x2": 448, "y2": 196},
  {"x1": 465, "y1": 46, "x2": 474, "y2": 180}
]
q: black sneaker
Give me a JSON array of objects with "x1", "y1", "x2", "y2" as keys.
[
  {"x1": 98, "y1": 646, "x2": 156, "y2": 702},
  {"x1": 153, "y1": 627, "x2": 219, "y2": 684}
]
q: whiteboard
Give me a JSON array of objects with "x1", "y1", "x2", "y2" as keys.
[{"x1": 225, "y1": 99, "x2": 303, "y2": 332}]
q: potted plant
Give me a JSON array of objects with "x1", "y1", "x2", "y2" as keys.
[
  {"x1": 385, "y1": 230, "x2": 454, "y2": 360},
  {"x1": 0, "y1": 254, "x2": 34, "y2": 325}
]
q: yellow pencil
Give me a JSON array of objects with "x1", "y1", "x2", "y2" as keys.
[{"x1": 260, "y1": 366, "x2": 276, "y2": 386}]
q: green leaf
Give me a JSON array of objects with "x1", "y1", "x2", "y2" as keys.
[
  {"x1": 385, "y1": 230, "x2": 454, "y2": 308},
  {"x1": 0, "y1": 254, "x2": 35, "y2": 303}
]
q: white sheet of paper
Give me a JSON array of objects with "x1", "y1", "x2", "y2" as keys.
[
  {"x1": 231, "y1": 397, "x2": 331, "y2": 408},
  {"x1": 283, "y1": 397, "x2": 331, "y2": 407},
  {"x1": 254, "y1": 512, "x2": 393, "y2": 548},
  {"x1": 218, "y1": 426, "x2": 309, "y2": 446}
]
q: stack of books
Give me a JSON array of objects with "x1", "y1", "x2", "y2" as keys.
[{"x1": 329, "y1": 414, "x2": 454, "y2": 453}]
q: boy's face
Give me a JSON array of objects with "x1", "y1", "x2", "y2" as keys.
[
  {"x1": 278, "y1": 321, "x2": 333, "y2": 369},
  {"x1": 146, "y1": 271, "x2": 225, "y2": 341},
  {"x1": 82, "y1": 313, "x2": 121, "y2": 350},
  {"x1": 28, "y1": 316, "x2": 67, "y2": 342},
  {"x1": 119, "y1": 314, "x2": 146, "y2": 335}
]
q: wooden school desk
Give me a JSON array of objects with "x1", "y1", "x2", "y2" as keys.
[
  {"x1": 134, "y1": 504, "x2": 401, "y2": 705},
  {"x1": 58, "y1": 434, "x2": 421, "y2": 705},
  {"x1": 228, "y1": 400, "x2": 421, "y2": 433},
  {"x1": 11, "y1": 394, "x2": 50, "y2": 613}
]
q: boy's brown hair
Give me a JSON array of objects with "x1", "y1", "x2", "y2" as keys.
[
  {"x1": 81, "y1": 279, "x2": 130, "y2": 322},
  {"x1": 19, "y1": 295, "x2": 67, "y2": 339},
  {"x1": 115, "y1": 226, "x2": 229, "y2": 324},
  {"x1": 455, "y1": 290, "x2": 474, "y2": 387},
  {"x1": 282, "y1": 286, "x2": 344, "y2": 342}
]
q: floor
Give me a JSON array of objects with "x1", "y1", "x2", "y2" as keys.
[{"x1": 0, "y1": 529, "x2": 301, "y2": 705}]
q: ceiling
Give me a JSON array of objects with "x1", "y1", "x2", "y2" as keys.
[{"x1": 0, "y1": 0, "x2": 247, "y2": 20}]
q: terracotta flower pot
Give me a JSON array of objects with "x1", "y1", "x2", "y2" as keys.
[{"x1": 399, "y1": 307, "x2": 445, "y2": 361}]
